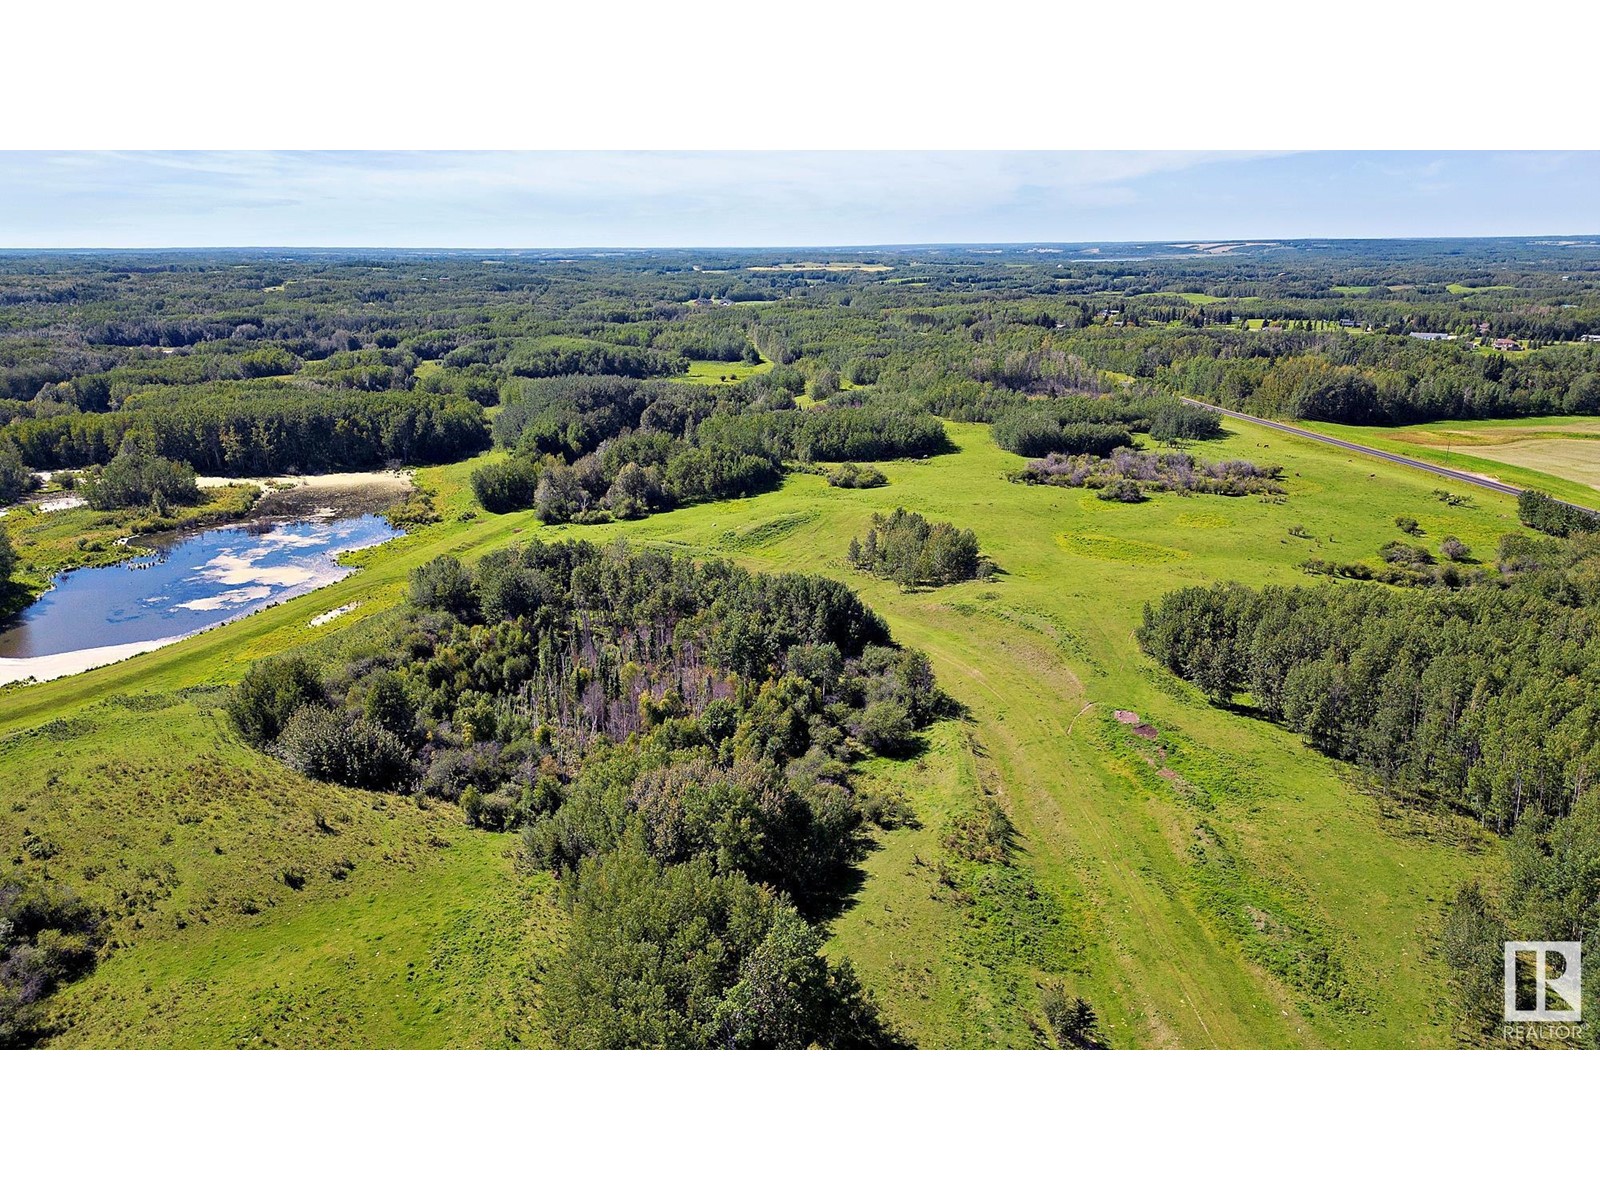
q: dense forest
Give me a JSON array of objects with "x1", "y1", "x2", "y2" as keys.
[
  {"x1": 226, "y1": 540, "x2": 943, "y2": 1047},
  {"x1": 2, "y1": 240, "x2": 1596, "y2": 492}
]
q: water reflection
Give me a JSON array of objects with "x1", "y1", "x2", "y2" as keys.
[{"x1": 0, "y1": 514, "x2": 399, "y2": 660}]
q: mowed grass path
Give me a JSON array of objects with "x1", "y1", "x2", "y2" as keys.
[{"x1": 7, "y1": 426, "x2": 1508, "y2": 1046}]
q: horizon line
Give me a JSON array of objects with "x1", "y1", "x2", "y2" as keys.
[{"x1": 3, "y1": 233, "x2": 1600, "y2": 254}]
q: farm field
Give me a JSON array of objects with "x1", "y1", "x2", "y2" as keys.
[
  {"x1": 1298, "y1": 415, "x2": 1600, "y2": 503},
  {"x1": 6, "y1": 419, "x2": 1509, "y2": 1048}
]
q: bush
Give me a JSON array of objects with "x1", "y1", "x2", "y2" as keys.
[
  {"x1": 827, "y1": 463, "x2": 887, "y2": 489},
  {"x1": 274, "y1": 705, "x2": 415, "y2": 791},
  {"x1": 227, "y1": 656, "x2": 325, "y2": 747},
  {"x1": 470, "y1": 458, "x2": 540, "y2": 513},
  {"x1": 1440, "y1": 536, "x2": 1471, "y2": 562},
  {"x1": 1395, "y1": 515, "x2": 1422, "y2": 536},
  {"x1": 1, "y1": 874, "x2": 104, "y2": 1049},
  {"x1": 1380, "y1": 540, "x2": 1434, "y2": 566},
  {"x1": 1097, "y1": 479, "x2": 1145, "y2": 503}
]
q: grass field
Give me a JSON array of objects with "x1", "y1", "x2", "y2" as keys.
[
  {"x1": 673, "y1": 357, "x2": 775, "y2": 385},
  {"x1": 4, "y1": 422, "x2": 1516, "y2": 1047},
  {"x1": 1298, "y1": 415, "x2": 1600, "y2": 505}
]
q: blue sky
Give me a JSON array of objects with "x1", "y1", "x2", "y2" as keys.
[{"x1": 0, "y1": 151, "x2": 1594, "y2": 247}]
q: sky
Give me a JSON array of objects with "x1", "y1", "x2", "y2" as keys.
[{"x1": 0, "y1": 151, "x2": 1595, "y2": 248}]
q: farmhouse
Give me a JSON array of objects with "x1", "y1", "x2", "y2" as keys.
[{"x1": 1492, "y1": 337, "x2": 1521, "y2": 351}]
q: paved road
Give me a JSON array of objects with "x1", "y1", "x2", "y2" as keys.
[{"x1": 1179, "y1": 395, "x2": 1600, "y2": 516}]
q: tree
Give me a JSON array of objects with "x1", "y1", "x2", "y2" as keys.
[
  {"x1": 0, "y1": 444, "x2": 37, "y2": 503},
  {"x1": 80, "y1": 428, "x2": 201, "y2": 511},
  {"x1": 534, "y1": 461, "x2": 590, "y2": 524},
  {"x1": 470, "y1": 458, "x2": 540, "y2": 513},
  {"x1": 408, "y1": 554, "x2": 477, "y2": 620},
  {"x1": 1041, "y1": 984, "x2": 1105, "y2": 1048},
  {"x1": 604, "y1": 461, "x2": 660, "y2": 519},
  {"x1": 546, "y1": 848, "x2": 892, "y2": 1049},
  {"x1": 0, "y1": 527, "x2": 15, "y2": 586}
]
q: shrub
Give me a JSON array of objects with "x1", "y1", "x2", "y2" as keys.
[
  {"x1": 1440, "y1": 536, "x2": 1471, "y2": 562},
  {"x1": 1395, "y1": 515, "x2": 1422, "y2": 536},
  {"x1": 274, "y1": 705, "x2": 415, "y2": 791},
  {"x1": 1380, "y1": 540, "x2": 1434, "y2": 566},
  {"x1": 462, "y1": 786, "x2": 519, "y2": 832},
  {"x1": 227, "y1": 656, "x2": 325, "y2": 747},
  {"x1": 1017, "y1": 447, "x2": 1283, "y2": 498},
  {"x1": 1, "y1": 875, "x2": 104, "y2": 1049},
  {"x1": 827, "y1": 463, "x2": 887, "y2": 489},
  {"x1": 1097, "y1": 479, "x2": 1145, "y2": 503}
]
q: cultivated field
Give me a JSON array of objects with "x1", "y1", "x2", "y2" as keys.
[{"x1": 1300, "y1": 416, "x2": 1600, "y2": 503}]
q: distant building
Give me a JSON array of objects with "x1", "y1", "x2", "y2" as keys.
[
  {"x1": 1492, "y1": 338, "x2": 1521, "y2": 352},
  {"x1": 1580, "y1": 333, "x2": 1600, "y2": 344},
  {"x1": 1339, "y1": 318, "x2": 1358, "y2": 327},
  {"x1": 1410, "y1": 331, "x2": 1454, "y2": 341}
]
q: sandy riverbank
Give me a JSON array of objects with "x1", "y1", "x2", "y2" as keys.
[
  {"x1": 194, "y1": 469, "x2": 415, "y2": 520},
  {"x1": 0, "y1": 637, "x2": 183, "y2": 686}
]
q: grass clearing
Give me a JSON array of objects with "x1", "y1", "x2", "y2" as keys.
[
  {"x1": 10, "y1": 419, "x2": 1512, "y2": 1047},
  {"x1": 672, "y1": 358, "x2": 775, "y2": 385}
]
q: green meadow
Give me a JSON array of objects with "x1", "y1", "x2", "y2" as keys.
[
  {"x1": 4, "y1": 421, "x2": 1516, "y2": 1047},
  {"x1": 673, "y1": 357, "x2": 775, "y2": 386}
]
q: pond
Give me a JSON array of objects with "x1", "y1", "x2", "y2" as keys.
[{"x1": 0, "y1": 513, "x2": 400, "y2": 682}]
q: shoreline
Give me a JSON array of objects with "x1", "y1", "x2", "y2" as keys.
[
  {"x1": 0, "y1": 636, "x2": 184, "y2": 687},
  {"x1": 0, "y1": 502, "x2": 407, "y2": 687}
]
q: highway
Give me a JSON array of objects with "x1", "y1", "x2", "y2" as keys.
[{"x1": 1178, "y1": 395, "x2": 1600, "y2": 516}]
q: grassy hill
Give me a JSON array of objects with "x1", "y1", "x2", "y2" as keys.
[{"x1": 6, "y1": 421, "x2": 1515, "y2": 1047}]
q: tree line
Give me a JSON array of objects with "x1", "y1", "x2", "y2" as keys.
[{"x1": 1137, "y1": 531, "x2": 1600, "y2": 833}]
